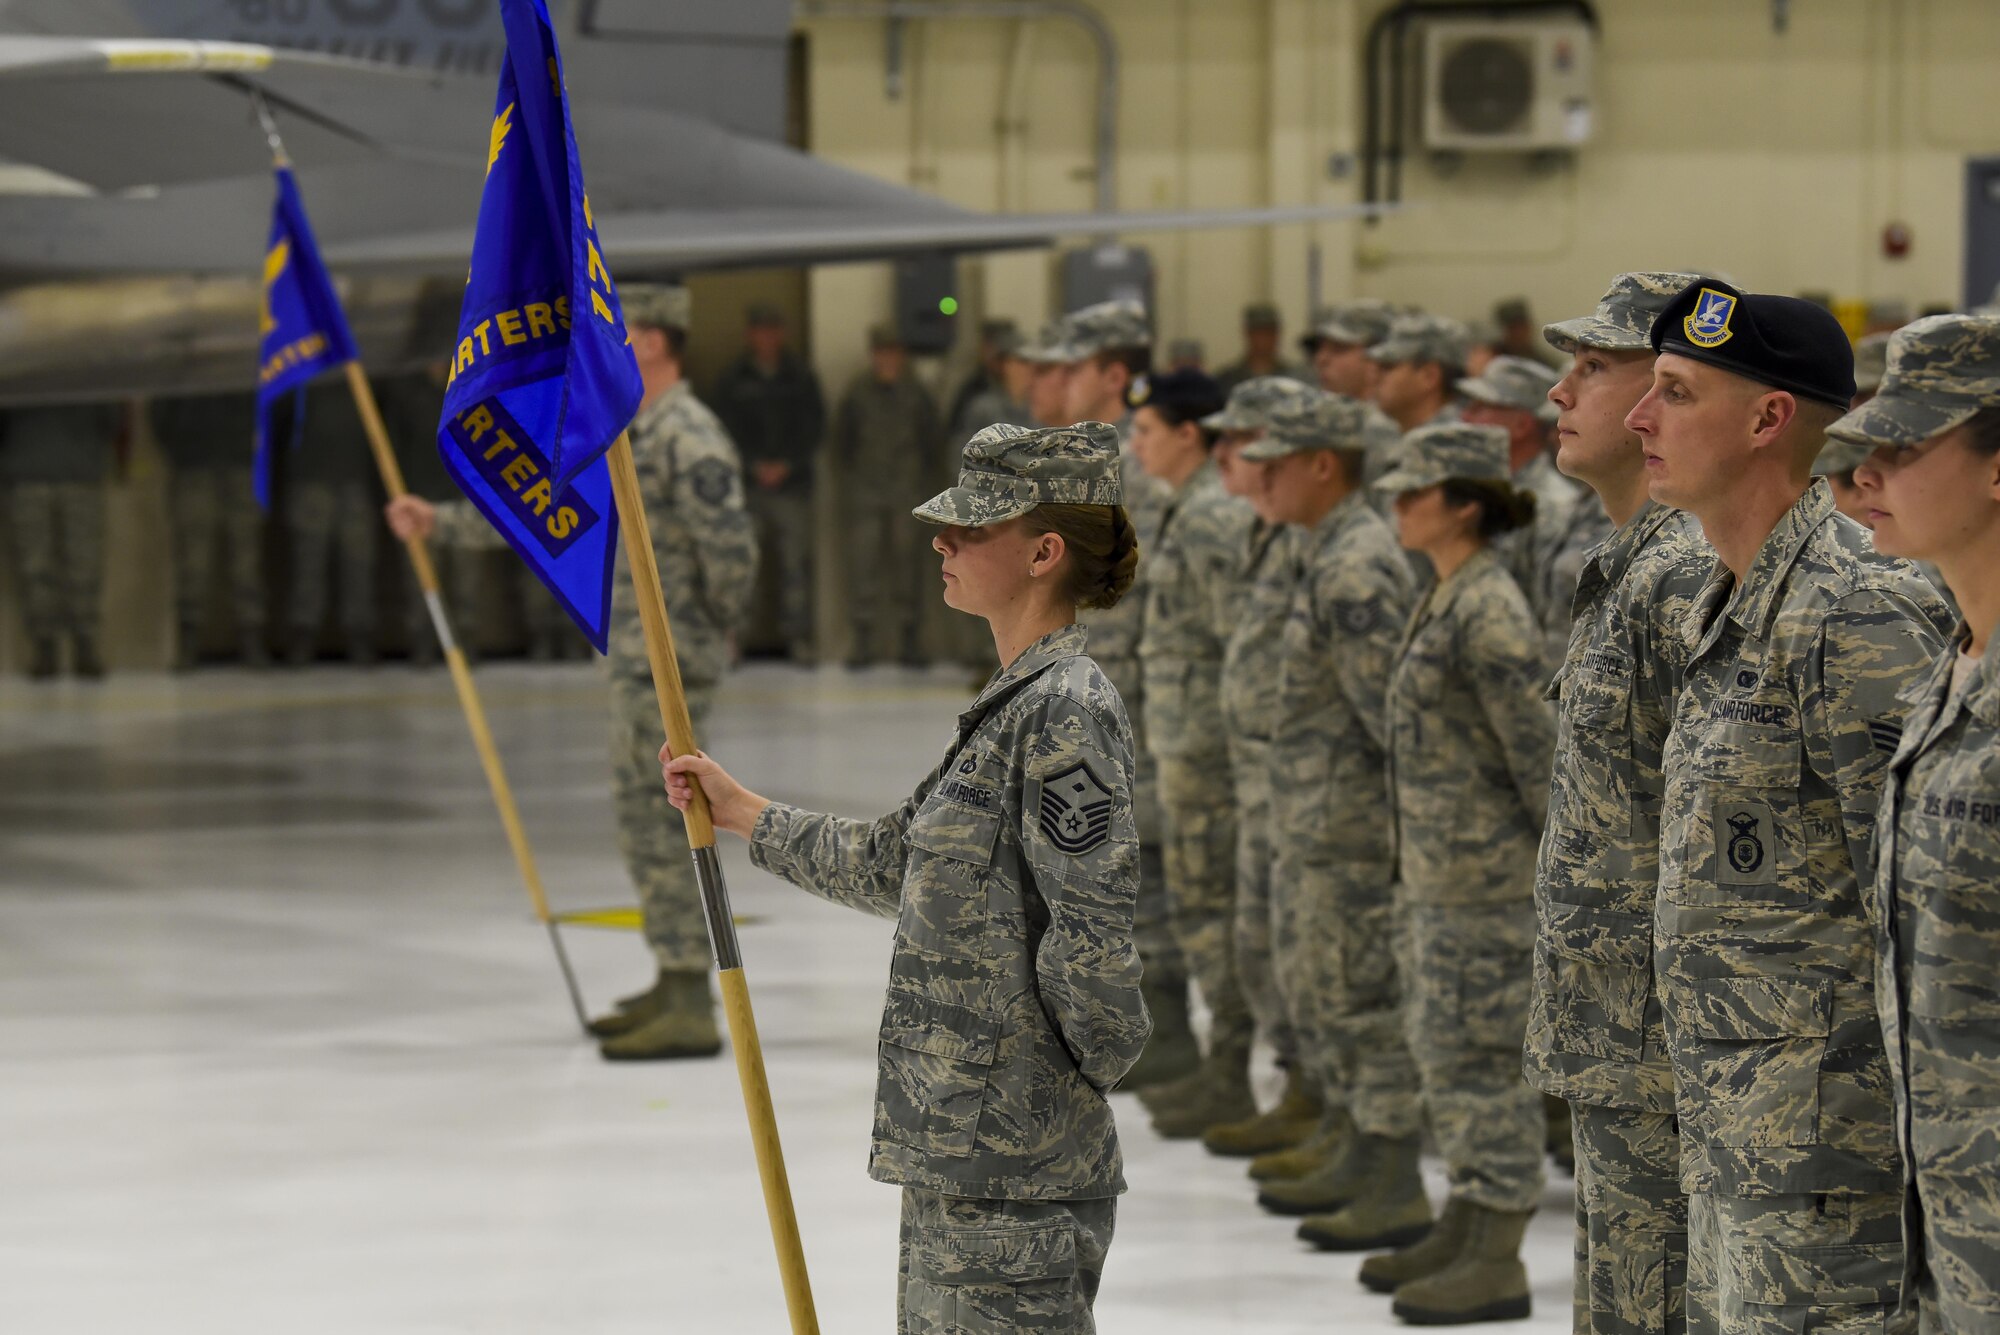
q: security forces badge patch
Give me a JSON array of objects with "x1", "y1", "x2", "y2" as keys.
[
  {"x1": 1037, "y1": 761, "x2": 1114, "y2": 856},
  {"x1": 1683, "y1": 287, "x2": 1738, "y2": 349},
  {"x1": 1717, "y1": 801, "x2": 1776, "y2": 885}
]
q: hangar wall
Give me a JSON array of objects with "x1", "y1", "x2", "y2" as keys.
[{"x1": 800, "y1": 0, "x2": 2000, "y2": 393}]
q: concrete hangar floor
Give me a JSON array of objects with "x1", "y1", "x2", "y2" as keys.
[{"x1": 1, "y1": 662, "x2": 1576, "y2": 1333}]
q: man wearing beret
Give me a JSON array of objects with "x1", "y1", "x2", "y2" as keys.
[
  {"x1": 385, "y1": 284, "x2": 760, "y2": 1060},
  {"x1": 1627, "y1": 279, "x2": 1952, "y2": 1332}
]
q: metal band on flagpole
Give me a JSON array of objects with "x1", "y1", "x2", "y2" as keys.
[{"x1": 606, "y1": 431, "x2": 819, "y2": 1335}]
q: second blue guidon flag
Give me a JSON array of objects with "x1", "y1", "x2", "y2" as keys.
[
  {"x1": 437, "y1": 0, "x2": 643, "y2": 653},
  {"x1": 255, "y1": 166, "x2": 358, "y2": 509}
]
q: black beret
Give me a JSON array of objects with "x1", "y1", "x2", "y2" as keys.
[
  {"x1": 1127, "y1": 367, "x2": 1225, "y2": 425},
  {"x1": 1650, "y1": 279, "x2": 1855, "y2": 410}
]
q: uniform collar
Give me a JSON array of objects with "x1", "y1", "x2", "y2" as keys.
[
  {"x1": 1422, "y1": 544, "x2": 1498, "y2": 621},
  {"x1": 1960, "y1": 621, "x2": 2000, "y2": 727},
  {"x1": 1585, "y1": 498, "x2": 1676, "y2": 589},
  {"x1": 968, "y1": 623, "x2": 1089, "y2": 716},
  {"x1": 1309, "y1": 489, "x2": 1375, "y2": 547},
  {"x1": 1686, "y1": 480, "x2": 1833, "y2": 651},
  {"x1": 634, "y1": 378, "x2": 689, "y2": 429}
]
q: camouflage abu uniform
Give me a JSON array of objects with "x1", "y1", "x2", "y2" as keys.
[
  {"x1": 433, "y1": 317, "x2": 756, "y2": 974},
  {"x1": 2, "y1": 404, "x2": 117, "y2": 656},
  {"x1": 1207, "y1": 378, "x2": 1317, "y2": 1065},
  {"x1": 1525, "y1": 270, "x2": 1709, "y2": 1335},
  {"x1": 749, "y1": 424, "x2": 1149, "y2": 1334},
  {"x1": 1380, "y1": 425, "x2": 1555, "y2": 1216},
  {"x1": 1827, "y1": 314, "x2": 2000, "y2": 1332},
  {"x1": 1242, "y1": 396, "x2": 1422, "y2": 1139},
  {"x1": 1030, "y1": 306, "x2": 1185, "y2": 1030},
  {"x1": 1139, "y1": 449, "x2": 1256, "y2": 1065},
  {"x1": 834, "y1": 327, "x2": 942, "y2": 664},
  {"x1": 1656, "y1": 483, "x2": 1948, "y2": 1334}
]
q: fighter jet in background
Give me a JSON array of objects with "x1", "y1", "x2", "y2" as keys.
[{"x1": 0, "y1": 0, "x2": 1370, "y2": 404}]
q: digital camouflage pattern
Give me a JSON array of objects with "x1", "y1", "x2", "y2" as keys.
[
  {"x1": 1528, "y1": 502, "x2": 1709, "y2": 1114},
  {"x1": 288, "y1": 479, "x2": 376, "y2": 642},
  {"x1": 1686, "y1": 1188, "x2": 1910, "y2": 1335},
  {"x1": 1387, "y1": 546, "x2": 1555, "y2": 1211},
  {"x1": 1827, "y1": 313, "x2": 2000, "y2": 449},
  {"x1": 1301, "y1": 298, "x2": 1398, "y2": 351},
  {"x1": 1367, "y1": 312, "x2": 1472, "y2": 370},
  {"x1": 1543, "y1": 271, "x2": 1706, "y2": 356},
  {"x1": 1140, "y1": 457, "x2": 1257, "y2": 1055},
  {"x1": 1372, "y1": 421, "x2": 1513, "y2": 493},
  {"x1": 1656, "y1": 482, "x2": 1950, "y2": 1200},
  {"x1": 1199, "y1": 376, "x2": 1316, "y2": 434},
  {"x1": 1223, "y1": 518, "x2": 1302, "y2": 1061},
  {"x1": 1271, "y1": 494, "x2": 1420, "y2": 1137},
  {"x1": 433, "y1": 379, "x2": 756, "y2": 969},
  {"x1": 1656, "y1": 482, "x2": 1949, "y2": 1328},
  {"x1": 836, "y1": 369, "x2": 941, "y2": 661},
  {"x1": 1457, "y1": 355, "x2": 1560, "y2": 414},
  {"x1": 915, "y1": 422, "x2": 1124, "y2": 527},
  {"x1": 1519, "y1": 480, "x2": 1616, "y2": 675},
  {"x1": 1043, "y1": 299, "x2": 1150, "y2": 362},
  {"x1": 750, "y1": 624, "x2": 1151, "y2": 1199},
  {"x1": 167, "y1": 468, "x2": 265, "y2": 639},
  {"x1": 1875, "y1": 634, "x2": 2000, "y2": 1330},
  {"x1": 1572, "y1": 1104, "x2": 1689, "y2": 1335},
  {"x1": 897, "y1": 1188, "x2": 1116, "y2": 1335}
]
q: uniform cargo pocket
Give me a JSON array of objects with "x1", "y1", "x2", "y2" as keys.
[
  {"x1": 906, "y1": 800, "x2": 1002, "y2": 866},
  {"x1": 1546, "y1": 903, "x2": 1652, "y2": 1062},
  {"x1": 906, "y1": 1222, "x2": 1078, "y2": 1335},
  {"x1": 1457, "y1": 948, "x2": 1532, "y2": 1052},
  {"x1": 876, "y1": 991, "x2": 1001, "y2": 1157},
  {"x1": 1729, "y1": 1241, "x2": 1901, "y2": 1308},
  {"x1": 1683, "y1": 976, "x2": 1830, "y2": 1149}
]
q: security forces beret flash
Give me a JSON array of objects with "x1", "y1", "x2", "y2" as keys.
[{"x1": 1650, "y1": 279, "x2": 1856, "y2": 410}]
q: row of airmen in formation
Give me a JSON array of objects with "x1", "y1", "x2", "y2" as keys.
[{"x1": 388, "y1": 274, "x2": 2000, "y2": 1332}]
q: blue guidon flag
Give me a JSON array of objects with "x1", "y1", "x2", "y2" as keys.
[
  {"x1": 254, "y1": 166, "x2": 359, "y2": 509},
  {"x1": 437, "y1": 0, "x2": 643, "y2": 652}
]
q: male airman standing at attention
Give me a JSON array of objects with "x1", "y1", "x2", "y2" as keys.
[{"x1": 1630, "y1": 280, "x2": 1950, "y2": 1333}]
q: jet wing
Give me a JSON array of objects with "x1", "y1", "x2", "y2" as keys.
[
  {"x1": 329, "y1": 200, "x2": 1389, "y2": 274},
  {"x1": 0, "y1": 37, "x2": 459, "y2": 193}
]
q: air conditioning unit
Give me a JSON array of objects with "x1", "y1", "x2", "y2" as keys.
[{"x1": 1421, "y1": 17, "x2": 1595, "y2": 152}]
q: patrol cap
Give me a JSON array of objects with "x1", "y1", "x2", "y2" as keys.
[
  {"x1": 1127, "y1": 368, "x2": 1224, "y2": 425},
  {"x1": 914, "y1": 421, "x2": 1123, "y2": 526},
  {"x1": 623, "y1": 283, "x2": 691, "y2": 332},
  {"x1": 1456, "y1": 355, "x2": 1558, "y2": 413},
  {"x1": 1368, "y1": 313, "x2": 1472, "y2": 369},
  {"x1": 1544, "y1": 271, "x2": 1704, "y2": 353},
  {"x1": 1201, "y1": 375, "x2": 1317, "y2": 432},
  {"x1": 1167, "y1": 337, "x2": 1205, "y2": 366},
  {"x1": 868, "y1": 322, "x2": 904, "y2": 350},
  {"x1": 1650, "y1": 279, "x2": 1856, "y2": 410},
  {"x1": 991, "y1": 325, "x2": 1027, "y2": 358},
  {"x1": 1301, "y1": 299, "x2": 1397, "y2": 351},
  {"x1": 1493, "y1": 297, "x2": 1533, "y2": 327},
  {"x1": 1058, "y1": 298, "x2": 1151, "y2": 360},
  {"x1": 745, "y1": 301, "x2": 785, "y2": 328},
  {"x1": 1372, "y1": 422, "x2": 1513, "y2": 493},
  {"x1": 1238, "y1": 391, "x2": 1365, "y2": 461},
  {"x1": 980, "y1": 317, "x2": 1018, "y2": 342},
  {"x1": 1019, "y1": 316, "x2": 1073, "y2": 365},
  {"x1": 1852, "y1": 330, "x2": 1893, "y2": 395},
  {"x1": 1243, "y1": 302, "x2": 1282, "y2": 330},
  {"x1": 1825, "y1": 313, "x2": 2000, "y2": 452}
]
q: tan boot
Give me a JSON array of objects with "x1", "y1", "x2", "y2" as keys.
[
  {"x1": 585, "y1": 971, "x2": 672, "y2": 1038},
  {"x1": 1294, "y1": 1133, "x2": 1433, "y2": 1251},
  {"x1": 1119, "y1": 977, "x2": 1198, "y2": 1091},
  {"x1": 598, "y1": 971, "x2": 722, "y2": 1061},
  {"x1": 1202, "y1": 1068, "x2": 1321, "y2": 1158},
  {"x1": 1148, "y1": 1039, "x2": 1255, "y2": 1140},
  {"x1": 1359, "y1": 1197, "x2": 1474, "y2": 1293},
  {"x1": 1390, "y1": 1204, "x2": 1533, "y2": 1325},
  {"x1": 1248, "y1": 1105, "x2": 1351, "y2": 1182},
  {"x1": 1257, "y1": 1123, "x2": 1369, "y2": 1216}
]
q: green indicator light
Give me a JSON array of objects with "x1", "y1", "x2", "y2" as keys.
[{"x1": 938, "y1": 296, "x2": 959, "y2": 316}]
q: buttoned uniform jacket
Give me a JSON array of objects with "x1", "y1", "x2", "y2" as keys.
[
  {"x1": 1524, "y1": 502, "x2": 1709, "y2": 1112},
  {"x1": 1655, "y1": 481, "x2": 1952, "y2": 1200},
  {"x1": 749, "y1": 624, "x2": 1152, "y2": 1201},
  {"x1": 1874, "y1": 625, "x2": 2000, "y2": 1314},
  {"x1": 1139, "y1": 458, "x2": 1255, "y2": 762}
]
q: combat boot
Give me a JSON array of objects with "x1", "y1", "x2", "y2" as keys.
[
  {"x1": 1389, "y1": 1204, "x2": 1532, "y2": 1325},
  {"x1": 1294, "y1": 1133, "x2": 1433, "y2": 1251},
  {"x1": 1118, "y1": 977, "x2": 1198, "y2": 1091},
  {"x1": 346, "y1": 632, "x2": 376, "y2": 666},
  {"x1": 599, "y1": 970, "x2": 722, "y2": 1061},
  {"x1": 72, "y1": 635, "x2": 104, "y2": 679},
  {"x1": 240, "y1": 630, "x2": 270, "y2": 668},
  {"x1": 1257, "y1": 1122, "x2": 1370, "y2": 1216},
  {"x1": 1203, "y1": 1068, "x2": 1321, "y2": 1158},
  {"x1": 1359, "y1": 1197, "x2": 1473, "y2": 1293},
  {"x1": 1249, "y1": 1105, "x2": 1352, "y2": 1182},
  {"x1": 286, "y1": 630, "x2": 316, "y2": 667},
  {"x1": 1148, "y1": 1038, "x2": 1255, "y2": 1140},
  {"x1": 409, "y1": 632, "x2": 438, "y2": 667},
  {"x1": 27, "y1": 637, "x2": 57, "y2": 679},
  {"x1": 587, "y1": 971, "x2": 672, "y2": 1038}
]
